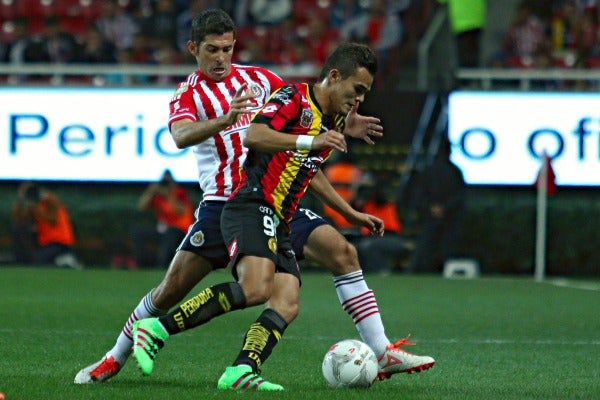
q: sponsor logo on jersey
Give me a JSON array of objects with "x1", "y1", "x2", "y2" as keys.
[
  {"x1": 224, "y1": 113, "x2": 252, "y2": 133},
  {"x1": 300, "y1": 109, "x2": 313, "y2": 128},
  {"x1": 190, "y1": 231, "x2": 205, "y2": 247},
  {"x1": 289, "y1": 152, "x2": 324, "y2": 172}
]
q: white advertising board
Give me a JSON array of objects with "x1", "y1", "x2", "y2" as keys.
[
  {"x1": 0, "y1": 87, "x2": 197, "y2": 182},
  {"x1": 448, "y1": 91, "x2": 600, "y2": 186}
]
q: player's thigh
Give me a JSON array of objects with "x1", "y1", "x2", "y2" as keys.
[
  {"x1": 304, "y1": 224, "x2": 360, "y2": 275},
  {"x1": 289, "y1": 207, "x2": 329, "y2": 259},
  {"x1": 221, "y1": 200, "x2": 280, "y2": 277}
]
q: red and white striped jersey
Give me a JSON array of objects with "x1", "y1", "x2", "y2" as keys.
[{"x1": 168, "y1": 64, "x2": 285, "y2": 201}]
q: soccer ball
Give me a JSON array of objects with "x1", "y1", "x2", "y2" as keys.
[{"x1": 321, "y1": 339, "x2": 378, "y2": 389}]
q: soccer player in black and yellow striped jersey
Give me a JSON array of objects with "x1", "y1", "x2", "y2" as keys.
[{"x1": 130, "y1": 42, "x2": 434, "y2": 391}]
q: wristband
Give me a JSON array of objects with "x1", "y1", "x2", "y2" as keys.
[{"x1": 296, "y1": 135, "x2": 314, "y2": 151}]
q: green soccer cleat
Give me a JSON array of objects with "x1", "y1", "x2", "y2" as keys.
[
  {"x1": 132, "y1": 318, "x2": 169, "y2": 376},
  {"x1": 217, "y1": 365, "x2": 284, "y2": 391}
]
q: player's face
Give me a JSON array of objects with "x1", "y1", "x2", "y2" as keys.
[
  {"x1": 330, "y1": 67, "x2": 373, "y2": 114},
  {"x1": 188, "y1": 32, "x2": 235, "y2": 81}
]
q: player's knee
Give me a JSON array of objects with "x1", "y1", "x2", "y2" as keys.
[{"x1": 328, "y1": 241, "x2": 361, "y2": 275}]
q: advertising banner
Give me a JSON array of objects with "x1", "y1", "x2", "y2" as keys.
[
  {"x1": 0, "y1": 87, "x2": 196, "y2": 182},
  {"x1": 448, "y1": 91, "x2": 600, "y2": 186}
]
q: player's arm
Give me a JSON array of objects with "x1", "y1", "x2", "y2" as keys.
[
  {"x1": 343, "y1": 102, "x2": 383, "y2": 145},
  {"x1": 309, "y1": 170, "x2": 384, "y2": 236},
  {"x1": 170, "y1": 84, "x2": 256, "y2": 149},
  {"x1": 246, "y1": 123, "x2": 348, "y2": 153}
]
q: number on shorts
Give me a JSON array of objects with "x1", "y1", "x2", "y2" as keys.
[{"x1": 263, "y1": 215, "x2": 276, "y2": 236}]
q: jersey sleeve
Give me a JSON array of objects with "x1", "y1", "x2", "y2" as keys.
[
  {"x1": 168, "y1": 82, "x2": 198, "y2": 128},
  {"x1": 252, "y1": 85, "x2": 301, "y2": 132},
  {"x1": 262, "y1": 68, "x2": 286, "y2": 92}
]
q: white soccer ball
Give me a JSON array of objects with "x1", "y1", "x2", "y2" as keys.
[{"x1": 321, "y1": 339, "x2": 379, "y2": 389}]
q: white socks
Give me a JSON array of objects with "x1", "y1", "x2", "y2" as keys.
[
  {"x1": 105, "y1": 290, "x2": 167, "y2": 364},
  {"x1": 333, "y1": 271, "x2": 390, "y2": 356}
]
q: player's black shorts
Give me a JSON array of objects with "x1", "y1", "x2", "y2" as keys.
[
  {"x1": 221, "y1": 199, "x2": 301, "y2": 281},
  {"x1": 178, "y1": 201, "x2": 329, "y2": 269}
]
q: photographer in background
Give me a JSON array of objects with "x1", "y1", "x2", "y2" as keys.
[
  {"x1": 130, "y1": 169, "x2": 193, "y2": 269},
  {"x1": 11, "y1": 181, "x2": 81, "y2": 268}
]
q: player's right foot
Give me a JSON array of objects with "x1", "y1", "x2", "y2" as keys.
[
  {"x1": 217, "y1": 365, "x2": 284, "y2": 391},
  {"x1": 132, "y1": 318, "x2": 169, "y2": 376},
  {"x1": 377, "y1": 336, "x2": 435, "y2": 380},
  {"x1": 73, "y1": 356, "x2": 122, "y2": 384}
]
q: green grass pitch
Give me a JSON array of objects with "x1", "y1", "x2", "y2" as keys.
[{"x1": 1, "y1": 266, "x2": 598, "y2": 400}]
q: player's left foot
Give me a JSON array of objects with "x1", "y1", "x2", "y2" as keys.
[
  {"x1": 132, "y1": 318, "x2": 169, "y2": 376},
  {"x1": 217, "y1": 365, "x2": 284, "y2": 391},
  {"x1": 74, "y1": 356, "x2": 122, "y2": 384},
  {"x1": 377, "y1": 335, "x2": 435, "y2": 380}
]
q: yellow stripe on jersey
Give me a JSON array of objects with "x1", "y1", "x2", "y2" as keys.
[{"x1": 271, "y1": 100, "x2": 323, "y2": 215}]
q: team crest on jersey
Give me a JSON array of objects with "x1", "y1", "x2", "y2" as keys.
[
  {"x1": 190, "y1": 231, "x2": 205, "y2": 247},
  {"x1": 268, "y1": 238, "x2": 278, "y2": 254},
  {"x1": 248, "y1": 83, "x2": 263, "y2": 98},
  {"x1": 300, "y1": 109, "x2": 313, "y2": 128}
]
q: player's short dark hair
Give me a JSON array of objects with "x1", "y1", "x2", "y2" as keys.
[
  {"x1": 191, "y1": 9, "x2": 235, "y2": 44},
  {"x1": 318, "y1": 42, "x2": 378, "y2": 81}
]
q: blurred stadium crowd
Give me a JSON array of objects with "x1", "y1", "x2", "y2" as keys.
[
  {"x1": 0, "y1": 0, "x2": 420, "y2": 85},
  {"x1": 1, "y1": 1, "x2": 600, "y2": 70}
]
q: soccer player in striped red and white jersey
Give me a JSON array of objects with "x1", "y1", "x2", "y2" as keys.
[{"x1": 75, "y1": 9, "x2": 434, "y2": 390}]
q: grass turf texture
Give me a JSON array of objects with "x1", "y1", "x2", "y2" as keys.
[{"x1": 1, "y1": 267, "x2": 598, "y2": 400}]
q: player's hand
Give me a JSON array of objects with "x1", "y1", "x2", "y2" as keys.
[
  {"x1": 223, "y1": 83, "x2": 257, "y2": 126},
  {"x1": 343, "y1": 103, "x2": 383, "y2": 145},
  {"x1": 346, "y1": 211, "x2": 385, "y2": 237},
  {"x1": 312, "y1": 130, "x2": 348, "y2": 153}
]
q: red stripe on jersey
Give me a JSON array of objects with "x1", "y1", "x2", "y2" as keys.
[{"x1": 169, "y1": 65, "x2": 285, "y2": 199}]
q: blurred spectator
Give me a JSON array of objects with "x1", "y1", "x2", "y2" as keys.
[
  {"x1": 322, "y1": 153, "x2": 369, "y2": 238},
  {"x1": 330, "y1": 0, "x2": 365, "y2": 29},
  {"x1": 230, "y1": 0, "x2": 253, "y2": 27},
  {"x1": 490, "y1": 1, "x2": 552, "y2": 68},
  {"x1": 41, "y1": 16, "x2": 80, "y2": 63},
  {"x1": 95, "y1": 0, "x2": 139, "y2": 50},
  {"x1": 79, "y1": 25, "x2": 117, "y2": 64},
  {"x1": 176, "y1": 0, "x2": 206, "y2": 54},
  {"x1": 302, "y1": 13, "x2": 340, "y2": 65},
  {"x1": 578, "y1": 5, "x2": 600, "y2": 67},
  {"x1": 266, "y1": 15, "x2": 298, "y2": 64},
  {"x1": 11, "y1": 181, "x2": 81, "y2": 269},
  {"x1": 437, "y1": 0, "x2": 487, "y2": 68},
  {"x1": 281, "y1": 38, "x2": 319, "y2": 77},
  {"x1": 151, "y1": 43, "x2": 183, "y2": 85},
  {"x1": 10, "y1": 181, "x2": 37, "y2": 264},
  {"x1": 339, "y1": 0, "x2": 403, "y2": 85},
  {"x1": 355, "y1": 174, "x2": 411, "y2": 275},
  {"x1": 407, "y1": 141, "x2": 466, "y2": 274},
  {"x1": 236, "y1": 35, "x2": 271, "y2": 66},
  {"x1": 139, "y1": 0, "x2": 178, "y2": 49},
  {"x1": 3, "y1": 17, "x2": 32, "y2": 83},
  {"x1": 249, "y1": 0, "x2": 292, "y2": 26},
  {"x1": 130, "y1": 169, "x2": 194, "y2": 268}
]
